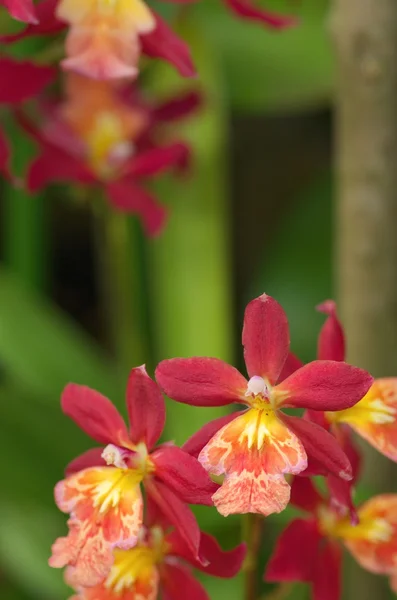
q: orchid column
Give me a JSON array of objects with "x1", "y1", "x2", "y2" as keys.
[{"x1": 330, "y1": 0, "x2": 397, "y2": 598}]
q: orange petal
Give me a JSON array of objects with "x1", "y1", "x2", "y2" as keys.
[
  {"x1": 199, "y1": 408, "x2": 307, "y2": 516},
  {"x1": 343, "y1": 494, "x2": 397, "y2": 575},
  {"x1": 70, "y1": 546, "x2": 159, "y2": 600},
  {"x1": 332, "y1": 379, "x2": 397, "y2": 462},
  {"x1": 50, "y1": 467, "x2": 144, "y2": 586}
]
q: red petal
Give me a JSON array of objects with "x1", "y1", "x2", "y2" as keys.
[
  {"x1": 126, "y1": 143, "x2": 189, "y2": 178},
  {"x1": 242, "y1": 294, "x2": 290, "y2": 384},
  {"x1": 152, "y1": 91, "x2": 201, "y2": 123},
  {"x1": 281, "y1": 414, "x2": 353, "y2": 481},
  {"x1": 162, "y1": 563, "x2": 209, "y2": 600},
  {"x1": 265, "y1": 518, "x2": 321, "y2": 583},
  {"x1": 152, "y1": 446, "x2": 218, "y2": 505},
  {"x1": 155, "y1": 357, "x2": 247, "y2": 407},
  {"x1": 0, "y1": 0, "x2": 64, "y2": 43},
  {"x1": 182, "y1": 412, "x2": 242, "y2": 458},
  {"x1": 126, "y1": 365, "x2": 165, "y2": 450},
  {"x1": 141, "y1": 13, "x2": 196, "y2": 77},
  {"x1": 0, "y1": 58, "x2": 55, "y2": 104},
  {"x1": 277, "y1": 352, "x2": 303, "y2": 383},
  {"x1": 3, "y1": 0, "x2": 37, "y2": 23},
  {"x1": 65, "y1": 447, "x2": 105, "y2": 476},
  {"x1": 317, "y1": 300, "x2": 345, "y2": 362},
  {"x1": 327, "y1": 475, "x2": 358, "y2": 525},
  {"x1": 146, "y1": 479, "x2": 204, "y2": 564},
  {"x1": 28, "y1": 146, "x2": 94, "y2": 192},
  {"x1": 290, "y1": 476, "x2": 323, "y2": 513},
  {"x1": 168, "y1": 530, "x2": 246, "y2": 577},
  {"x1": 224, "y1": 0, "x2": 297, "y2": 29},
  {"x1": 61, "y1": 383, "x2": 129, "y2": 446},
  {"x1": 312, "y1": 540, "x2": 342, "y2": 600},
  {"x1": 107, "y1": 180, "x2": 166, "y2": 237},
  {"x1": 0, "y1": 128, "x2": 11, "y2": 178},
  {"x1": 276, "y1": 360, "x2": 373, "y2": 411}
]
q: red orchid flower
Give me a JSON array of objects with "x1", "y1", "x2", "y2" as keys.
[
  {"x1": 68, "y1": 515, "x2": 246, "y2": 600},
  {"x1": 155, "y1": 293, "x2": 373, "y2": 518},
  {"x1": 21, "y1": 75, "x2": 197, "y2": 236},
  {"x1": 0, "y1": 0, "x2": 296, "y2": 81},
  {"x1": 265, "y1": 477, "x2": 397, "y2": 600},
  {"x1": 0, "y1": 57, "x2": 55, "y2": 179},
  {"x1": 49, "y1": 366, "x2": 217, "y2": 588},
  {"x1": 1, "y1": 0, "x2": 37, "y2": 23}
]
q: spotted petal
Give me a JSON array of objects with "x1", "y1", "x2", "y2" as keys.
[
  {"x1": 334, "y1": 378, "x2": 397, "y2": 462},
  {"x1": 49, "y1": 467, "x2": 143, "y2": 586},
  {"x1": 199, "y1": 409, "x2": 307, "y2": 516}
]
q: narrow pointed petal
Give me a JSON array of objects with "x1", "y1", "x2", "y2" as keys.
[
  {"x1": 162, "y1": 563, "x2": 209, "y2": 600},
  {"x1": 152, "y1": 91, "x2": 201, "y2": 123},
  {"x1": 49, "y1": 467, "x2": 144, "y2": 586},
  {"x1": 125, "y1": 143, "x2": 189, "y2": 178},
  {"x1": 107, "y1": 180, "x2": 167, "y2": 237},
  {"x1": 344, "y1": 494, "x2": 397, "y2": 574},
  {"x1": 152, "y1": 446, "x2": 218, "y2": 506},
  {"x1": 281, "y1": 414, "x2": 352, "y2": 481},
  {"x1": 277, "y1": 352, "x2": 303, "y2": 383},
  {"x1": 126, "y1": 366, "x2": 165, "y2": 449},
  {"x1": 224, "y1": 0, "x2": 297, "y2": 29},
  {"x1": 265, "y1": 518, "x2": 321, "y2": 582},
  {"x1": 61, "y1": 383, "x2": 129, "y2": 446},
  {"x1": 145, "y1": 480, "x2": 204, "y2": 564},
  {"x1": 156, "y1": 357, "x2": 246, "y2": 407},
  {"x1": 182, "y1": 412, "x2": 243, "y2": 458},
  {"x1": 242, "y1": 294, "x2": 290, "y2": 384},
  {"x1": 0, "y1": 0, "x2": 64, "y2": 43},
  {"x1": 168, "y1": 530, "x2": 246, "y2": 578},
  {"x1": 0, "y1": 58, "x2": 55, "y2": 104},
  {"x1": 290, "y1": 476, "x2": 323, "y2": 513},
  {"x1": 312, "y1": 540, "x2": 342, "y2": 600},
  {"x1": 28, "y1": 146, "x2": 94, "y2": 192},
  {"x1": 317, "y1": 300, "x2": 345, "y2": 362},
  {"x1": 327, "y1": 475, "x2": 358, "y2": 525},
  {"x1": 141, "y1": 14, "x2": 196, "y2": 77},
  {"x1": 199, "y1": 409, "x2": 307, "y2": 517},
  {"x1": 66, "y1": 448, "x2": 105, "y2": 476},
  {"x1": 334, "y1": 378, "x2": 397, "y2": 462},
  {"x1": 3, "y1": 0, "x2": 37, "y2": 22},
  {"x1": 276, "y1": 360, "x2": 373, "y2": 411}
]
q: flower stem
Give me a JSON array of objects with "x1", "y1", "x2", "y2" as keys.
[{"x1": 243, "y1": 513, "x2": 263, "y2": 600}]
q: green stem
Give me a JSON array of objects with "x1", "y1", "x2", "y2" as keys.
[
  {"x1": 243, "y1": 514, "x2": 263, "y2": 600},
  {"x1": 92, "y1": 200, "x2": 150, "y2": 375}
]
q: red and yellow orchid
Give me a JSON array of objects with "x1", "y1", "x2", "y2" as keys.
[
  {"x1": 155, "y1": 293, "x2": 373, "y2": 518},
  {"x1": 265, "y1": 477, "x2": 397, "y2": 600},
  {"x1": 68, "y1": 516, "x2": 246, "y2": 600},
  {"x1": 49, "y1": 366, "x2": 217, "y2": 587},
  {"x1": 21, "y1": 74, "x2": 197, "y2": 235}
]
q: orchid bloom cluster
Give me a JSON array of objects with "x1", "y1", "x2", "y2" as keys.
[{"x1": 49, "y1": 293, "x2": 397, "y2": 600}]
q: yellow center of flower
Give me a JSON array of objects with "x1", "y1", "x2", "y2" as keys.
[
  {"x1": 318, "y1": 505, "x2": 393, "y2": 544},
  {"x1": 327, "y1": 394, "x2": 397, "y2": 428}
]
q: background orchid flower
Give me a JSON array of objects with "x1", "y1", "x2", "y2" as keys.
[
  {"x1": 1, "y1": 0, "x2": 37, "y2": 23},
  {"x1": 20, "y1": 74, "x2": 197, "y2": 236},
  {"x1": 265, "y1": 477, "x2": 397, "y2": 600},
  {"x1": 156, "y1": 293, "x2": 373, "y2": 518},
  {"x1": 68, "y1": 514, "x2": 246, "y2": 600},
  {"x1": 49, "y1": 366, "x2": 217, "y2": 588}
]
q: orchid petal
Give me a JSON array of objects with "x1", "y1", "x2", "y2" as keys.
[
  {"x1": 290, "y1": 476, "x2": 323, "y2": 513},
  {"x1": 199, "y1": 409, "x2": 307, "y2": 516},
  {"x1": 0, "y1": 0, "x2": 63, "y2": 43},
  {"x1": 152, "y1": 91, "x2": 201, "y2": 123},
  {"x1": 265, "y1": 518, "x2": 321, "y2": 583},
  {"x1": 316, "y1": 300, "x2": 345, "y2": 362},
  {"x1": 125, "y1": 143, "x2": 189, "y2": 178},
  {"x1": 313, "y1": 541, "x2": 342, "y2": 600},
  {"x1": 126, "y1": 365, "x2": 165, "y2": 450},
  {"x1": 61, "y1": 383, "x2": 129, "y2": 446},
  {"x1": 277, "y1": 352, "x2": 303, "y2": 383},
  {"x1": 327, "y1": 475, "x2": 358, "y2": 525},
  {"x1": 162, "y1": 563, "x2": 209, "y2": 600},
  {"x1": 0, "y1": 58, "x2": 55, "y2": 104},
  {"x1": 66, "y1": 448, "x2": 105, "y2": 476},
  {"x1": 224, "y1": 0, "x2": 297, "y2": 29},
  {"x1": 107, "y1": 180, "x2": 167, "y2": 237},
  {"x1": 28, "y1": 145, "x2": 94, "y2": 192},
  {"x1": 3, "y1": 0, "x2": 38, "y2": 23},
  {"x1": 242, "y1": 294, "x2": 290, "y2": 384},
  {"x1": 281, "y1": 414, "x2": 352, "y2": 481},
  {"x1": 0, "y1": 128, "x2": 11, "y2": 179},
  {"x1": 276, "y1": 360, "x2": 373, "y2": 411},
  {"x1": 156, "y1": 357, "x2": 247, "y2": 407},
  {"x1": 182, "y1": 412, "x2": 243, "y2": 458},
  {"x1": 141, "y1": 14, "x2": 196, "y2": 77}
]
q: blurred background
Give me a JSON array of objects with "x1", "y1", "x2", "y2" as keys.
[{"x1": 0, "y1": 1, "x2": 391, "y2": 599}]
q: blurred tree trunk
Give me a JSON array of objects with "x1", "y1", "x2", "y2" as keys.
[{"x1": 330, "y1": 1, "x2": 397, "y2": 598}]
